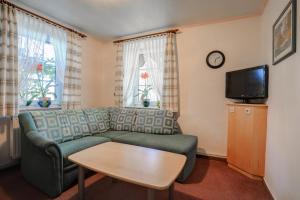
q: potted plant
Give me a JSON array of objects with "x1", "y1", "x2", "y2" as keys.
[
  {"x1": 20, "y1": 90, "x2": 35, "y2": 106},
  {"x1": 20, "y1": 77, "x2": 39, "y2": 106},
  {"x1": 136, "y1": 72, "x2": 152, "y2": 107},
  {"x1": 33, "y1": 62, "x2": 57, "y2": 108}
]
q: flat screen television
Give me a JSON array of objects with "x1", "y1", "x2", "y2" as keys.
[{"x1": 226, "y1": 65, "x2": 268, "y2": 103}]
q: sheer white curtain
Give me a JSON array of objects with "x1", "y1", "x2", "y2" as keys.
[
  {"x1": 122, "y1": 40, "x2": 140, "y2": 107},
  {"x1": 143, "y1": 36, "x2": 167, "y2": 102},
  {"x1": 17, "y1": 11, "x2": 67, "y2": 104}
]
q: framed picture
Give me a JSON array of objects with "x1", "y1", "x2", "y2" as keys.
[{"x1": 273, "y1": 0, "x2": 297, "y2": 65}]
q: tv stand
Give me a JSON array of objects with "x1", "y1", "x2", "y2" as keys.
[
  {"x1": 242, "y1": 99, "x2": 250, "y2": 104},
  {"x1": 227, "y1": 103, "x2": 267, "y2": 180},
  {"x1": 234, "y1": 99, "x2": 267, "y2": 104}
]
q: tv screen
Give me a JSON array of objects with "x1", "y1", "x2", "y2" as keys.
[{"x1": 226, "y1": 65, "x2": 268, "y2": 100}]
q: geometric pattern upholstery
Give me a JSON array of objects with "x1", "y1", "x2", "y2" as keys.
[
  {"x1": 31, "y1": 110, "x2": 73, "y2": 143},
  {"x1": 31, "y1": 109, "x2": 91, "y2": 143},
  {"x1": 110, "y1": 108, "x2": 136, "y2": 131},
  {"x1": 83, "y1": 108, "x2": 110, "y2": 134},
  {"x1": 30, "y1": 107, "x2": 180, "y2": 143},
  {"x1": 56, "y1": 110, "x2": 74, "y2": 141},
  {"x1": 109, "y1": 107, "x2": 120, "y2": 129},
  {"x1": 64, "y1": 110, "x2": 90, "y2": 138},
  {"x1": 133, "y1": 109, "x2": 177, "y2": 135}
]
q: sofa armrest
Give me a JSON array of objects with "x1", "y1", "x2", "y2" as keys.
[
  {"x1": 21, "y1": 130, "x2": 63, "y2": 197},
  {"x1": 26, "y1": 131, "x2": 61, "y2": 156}
]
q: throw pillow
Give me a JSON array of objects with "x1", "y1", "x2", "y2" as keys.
[
  {"x1": 110, "y1": 108, "x2": 136, "y2": 131},
  {"x1": 83, "y1": 108, "x2": 110, "y2": 134},
  {"x1": 134, "y1": 109, "x2": 177, "y2": 135}
]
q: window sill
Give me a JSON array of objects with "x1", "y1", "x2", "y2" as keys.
[
  {"x1": 125, "y1": 106, "x2": 160, "y2": 110},
  {"x1": 20, "y1": 105, "x2": 62, "y2": 112}
]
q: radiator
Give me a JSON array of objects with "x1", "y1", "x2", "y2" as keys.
[{"x1": 10, "y1": 117, "x2": 21, "y2": 159}]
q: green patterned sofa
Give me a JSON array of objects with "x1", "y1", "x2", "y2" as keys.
[{"x1": 18, "y1": 107, "x2": 198, "y2": 197}]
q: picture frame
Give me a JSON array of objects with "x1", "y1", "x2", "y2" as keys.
[{"x1": 273, "y1": 0, "x2": 297, "y2": 65}]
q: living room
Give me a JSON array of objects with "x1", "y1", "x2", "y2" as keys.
[{"x1": 0, "y1": 0, "x2": 299, "y2": 199}]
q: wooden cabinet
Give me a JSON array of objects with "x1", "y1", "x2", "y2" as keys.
[{"x1": 227, "y1": 104, "x2": 267, "y2": 180}]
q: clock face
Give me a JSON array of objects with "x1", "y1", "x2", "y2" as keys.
[{"x1": 206, "y1": 51, "x2": 225, "y2": 69}]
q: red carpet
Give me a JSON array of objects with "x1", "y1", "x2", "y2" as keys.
[{"x1": 0, "y1": 158, "x2": 273, "y2": 200}]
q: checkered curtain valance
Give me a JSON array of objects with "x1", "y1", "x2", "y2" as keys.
[
  {"x1": 162, "y1": 32, "x2": 179, "y2": 113},
  {"x1": 62, "y1": 32, "x2": 82, "y2": 109},
  {"x1": 114, "y1": 43, "x2": 124, "y2": 107},
  {"x1": 0, "y1": 3, "x2": 18, "y2": 116}
]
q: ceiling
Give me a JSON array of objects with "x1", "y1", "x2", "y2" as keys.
[{"x1": 15, "y1": 0, "x2": 265, "y2": 39}]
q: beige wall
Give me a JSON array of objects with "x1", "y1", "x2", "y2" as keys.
[
  {"x1": 177, "y1": 17, "x2": 263, "y2": 157},
  {"x1": 261, "y1": 0, "x2": 300, "y2": 199},
  {"x1": 96, "y1": 17, "x2": 263, "y2": 157},
  {"x1": 81, "y1": 35, "x2": 104, "y2": 107}
]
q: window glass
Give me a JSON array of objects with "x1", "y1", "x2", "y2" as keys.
[
  {"x1": 18, "y1": 36, "x2": 61, "y2": 106},
  {"x1": 135, "y1": 55, "x2": 160, "y2": 107}
]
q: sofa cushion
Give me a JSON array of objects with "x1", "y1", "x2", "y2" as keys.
[
  {"x1": 112, "y1": 132, "x2": 197, "y2": 182},
  {"x1": 110, "y1": 108, "x2": 136, "y2": 131},
  {"x1": 133, "y1": 109, "x2": 177, "y2": 135},
  {"x1": 83, "y1": 108, "x2": 110, "y2": 134},
  {"x1": 58, "y1": 136, "x2": 111, "y2": 168},
  {"x1": 112, "y1": 132, "x2": 197, "y2": 154},
  {"x1": 31, "y1": 110, "x2": 74, "y2": 143},
  {"x1": 94, "y1": 130, "x2": 132, "y2": 140},
  {"x1": 64, "y1": 110, "x2": 90, "y2": 138}
]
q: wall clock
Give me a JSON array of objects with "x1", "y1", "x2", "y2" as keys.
[{"x1": 206, "y1": 50, "x2": 225, "y2": 69}]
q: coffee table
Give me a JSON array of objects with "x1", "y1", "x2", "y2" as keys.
[{"x1": 68, "y1": 142, "x2": 186, "y2": 200}]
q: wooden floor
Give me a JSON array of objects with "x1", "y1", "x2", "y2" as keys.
[{"x1": 0, "y1": 158, "x2": 273, "y2": 200}]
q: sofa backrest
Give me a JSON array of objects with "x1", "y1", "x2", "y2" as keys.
[
  {"x1": 109, "y1": 107, "x2": 181, "y2": 135},
  {"x1": 30, "y1": 109, "x2": 90, "y2": 143},
  {"x1": 28, "y1": 107, "x2": 181, "y2": 144},
  {"x1": 83, "y1": 107, "x2": 110, "y2": 134},
  {"x1": 109, "y1": 107, "x2": 136, "y2": 131},
  {"x1": 133, "y1": 108, "x2": 179, "y2": 135}
]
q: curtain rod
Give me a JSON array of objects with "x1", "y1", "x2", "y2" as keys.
[
  {"x1": 113, "y1": 29, "x2": 179, "y2": 44},
  {"x1": 1, "y1": 0, "x2": 87, "y2": 38}
]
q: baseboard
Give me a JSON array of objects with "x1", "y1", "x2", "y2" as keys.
[
  {"x1": 228, "y1": 163, "x2": 263, "y2": 180},
  {"x1": 196, "y1": 152, "x2": 227, "y2": 162},
  {"x1": 263, "y1": 178, "x2": 276, "y2": 200}
]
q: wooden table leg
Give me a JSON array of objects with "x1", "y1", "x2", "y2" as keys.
[
  {"x1": 78, "y1": 166, "x2": 85, "y2": 200},
  {"x1": 147, "y1": 188, "x2": 155, "y2": 200},
  {"x1": 168, "y1": 183, "x2": 174, "y2": 200}
]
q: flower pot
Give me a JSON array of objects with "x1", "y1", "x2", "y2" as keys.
[
  {"x1": 143, "y1": 99, "x2": 150, "y2": 107},
  {"x1": 38, "y1": 97, "x2": 51, "y2": 108},
  {"x1": 25, "y1": 100, "x2": 32, "y2": 106}
]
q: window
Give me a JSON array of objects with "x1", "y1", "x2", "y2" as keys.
[
  {"x1": 18, "y1": 36, "x2": 63, "y2": 107},
  {"x1": 123, "y1": 36, "x2": 166, "y2": 108},
  {"x1": 135, "y1": 54, "x2": 160, "y2": 107},
  {"x1": 17, "y1": 11, "x2": 67, "y2": 109}
]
